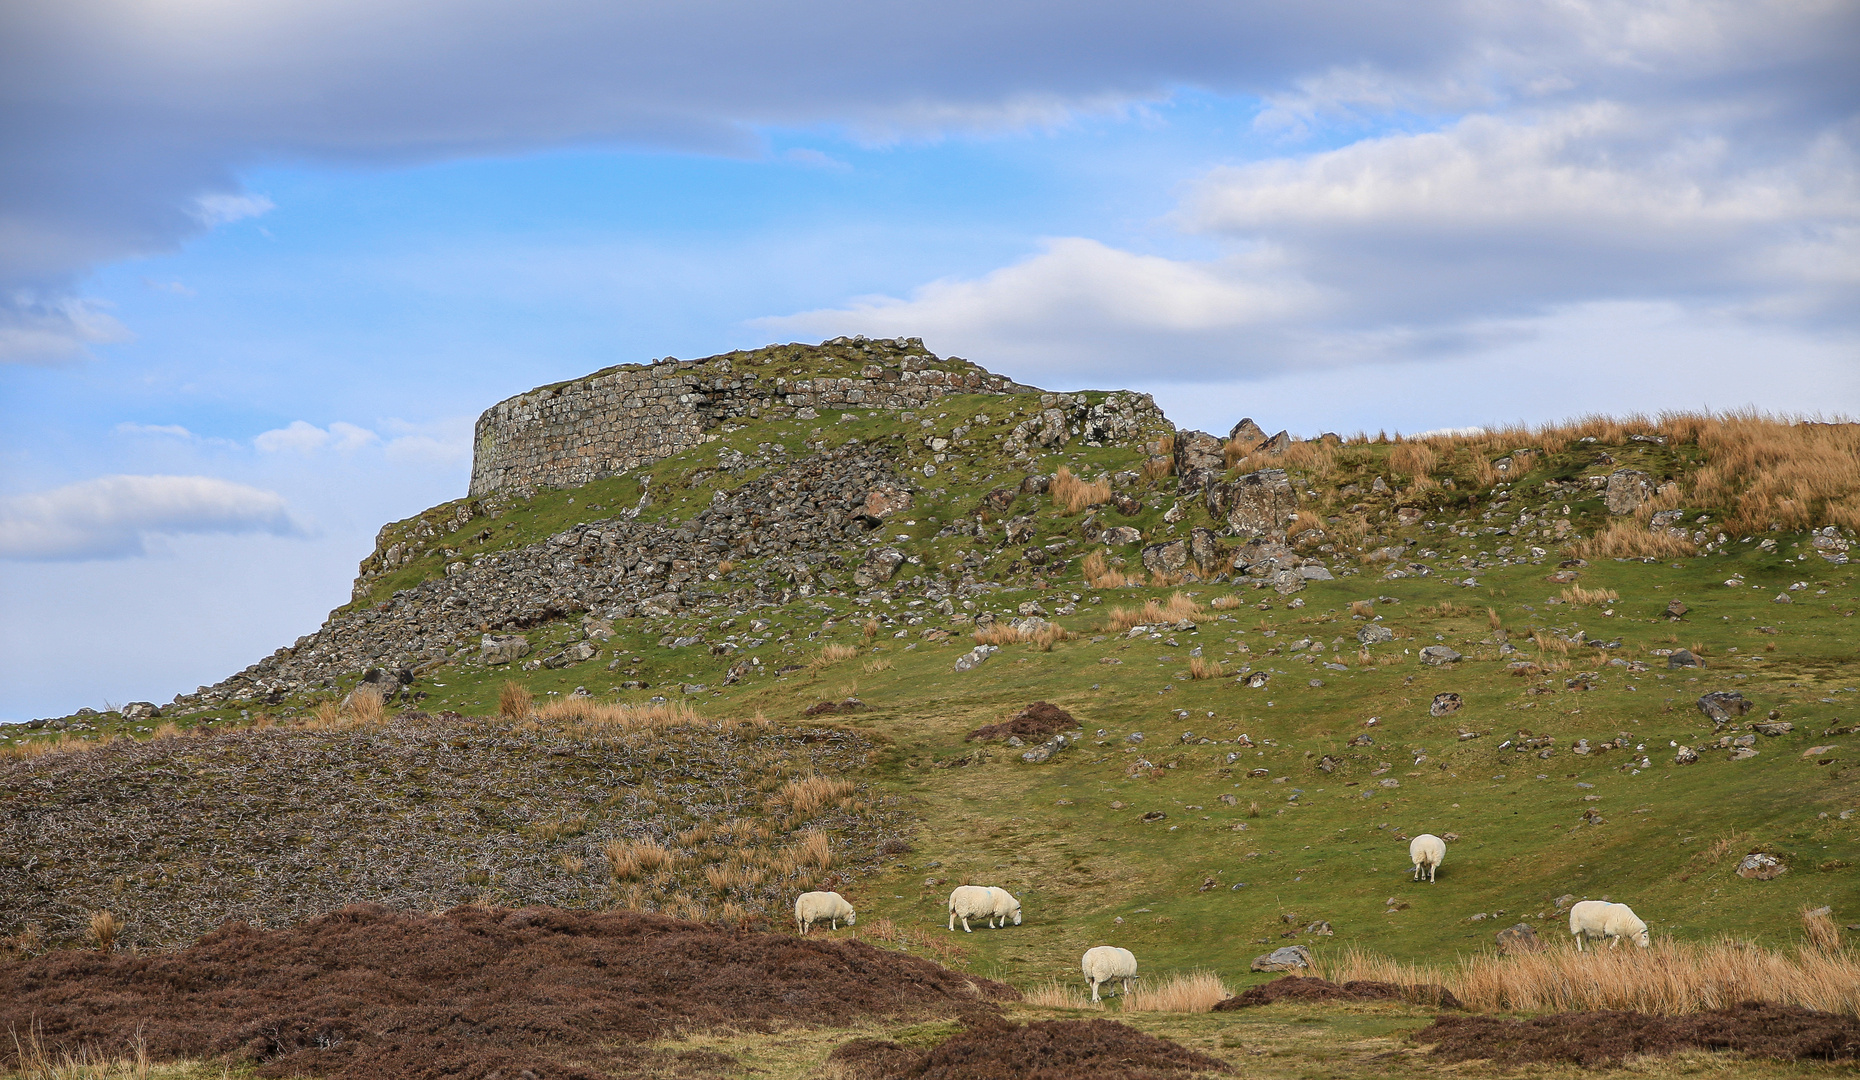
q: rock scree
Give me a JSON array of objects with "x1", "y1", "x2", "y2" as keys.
[
  {"x1": 1416, "y1": 1002, "x2": 1860, "y2": 1066},
  {"x1": 0, "y1": 903, "x2": 1018, "y2": 1080},
  {"x1": 827, "y1": 1017, "x2": 1229, "y2": 1079}
]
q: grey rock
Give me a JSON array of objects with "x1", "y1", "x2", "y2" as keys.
[
  {"x1": 1207, "y1": 468, "x2": 1297, "y2": 539},
  {"x1": 480, "y1": 634, "x2": 531, "y2": 665},
  {"x1": 1142, "y1": 539, "x2": 1189, "y2": 575},
  {"x1": 1667, "y1": 649, "x2": 1702, "y2": 669},
  {"x1": 1188, "y1": 527, "x2": 1227, "y2": 576},
  {"x1": 1429, "y1": 693, "x2": 1463, "y2": 716},
  {"x1": 1496, "y1": 923, "x2": 1543, "y2": 954},
  {"x1": 1251, "y1": 945, "x2": 1313, "y2": 972},
  {"x1": 1174, "y1": 430, "x2": 1227, "y2": 494},
  {"x1": 853, "y1": 547, "x2": 905, "y2": 588},
  {"x1": 1357, "y1": 624, "x2": 1394, "y2": 645},
  {"x1": 1697, "y1": 691, "x2": 1751, "y2": 723},
  {"x1": 1753, "y1": 721, "x2": 1793, "y2": 736},
  {"x1": 954, "y1": 645, "x2": 997, "y2": 672},
  {"x1": 1420, "y1": 645, "x2": 1463, "y2": 666},
  {"x1": 1099, "y1": 525, "x2": 1142, "y2": 546},
  {"x1": 1605, "y1": 469, "x2": 1652, "y2": 514},
  {"x1": 1735, "y1": 852, "x2": 1787, "y2": 880},
  {"x1": 1228, "y1": 418, "x2": 1267, "y2": 449},
  {"x1": 1674, "y1": 745, "x2": 1699, "y2": 764},
  {"x1": 1299, "y1": 565, "x2": 1334, "y2": 580},
  {"x1": 121, "y1": 701, "x2": 160, "y2": 722}
]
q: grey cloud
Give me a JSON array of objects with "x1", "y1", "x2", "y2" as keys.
[{"x1": 0, "y1": 475, "x2": 304, "y2": 561}]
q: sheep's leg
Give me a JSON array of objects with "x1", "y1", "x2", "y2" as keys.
[
  {"x1": 1429, "y1": 863, "x2": 1437, "y2": 883},
  {"x1": 1574, "y1": 932, "x2": 1584, "y2": 952},
  {"x1": 1608, "y1": 935, "x2": 1620, "y2": 949},
  {"x1": 1122, "y1": 977, "x2": 1133, "y2": 997},
  {"x1": 948, "y1": 910, "x2": 956, "y2": 932},
  {"x1": 1089, "y1": 978, "x2": 1100, "y2": 1003},
  {"x1": 961, "y1": 915, "x2": 972, "y2": 933}
]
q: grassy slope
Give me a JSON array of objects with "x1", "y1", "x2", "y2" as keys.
[{"x1": 6, "y1": 390, "x2": 1858, "y2": 996}]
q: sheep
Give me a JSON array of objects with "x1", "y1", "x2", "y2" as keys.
[
  {"x1": 794, "y1": 890, "x2": 855, "y2": 934},
  {"x1": 1409, "y1": 833, "x2": 1447, "y2": 883},
  {"x1": 1569, "y1": 899, "x2": 1650, "y2": 950},
  {"x1": 1081, "y1": 945, "x2": 1138, "y2": 1002},
  {"x1": 947, "y1": 884, "x2": 1022, "y2": 932}
]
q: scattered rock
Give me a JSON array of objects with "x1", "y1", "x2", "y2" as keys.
[
  {"x1": 1667, "y1": 649, "x2": 1702, "y2": 669},
  {"x1": 1430, "y1": 693, "x2": 1463, "y2": 716},
  {"x1": 1735, "y1": 853, "x2": 1787, "y2": 880},
  {"x1": 1604, "y1": 469, "x2": 1652, "y2": 515},
  {"x1": 1664, "y1": 600, "x2": 1688, "y2": 620},
  {"x1": 1753, "y1": 721, "x2": 1793, "y2": 736},
  {"x1": 1420, "y1": 645, "x2": 1463, "y2": 666},
  {"x1": 1357, "y1": 624, "x2": 1394, "y2": 645},
  {"x1": 1697, "y1": 691, "x2": 1752, "y2": 724},
  {"x1": 480, "y1": 634, "x2": 531, "y2": 665},
  {"x1": 1674, "y1": 746, "x2": 1699, "y2": 764},
  {"x1": 1250, "y1": 945, "x2": 1313, "y2": 972},
  {"x1": 1803, "y1": 745, "x2": 1839, "y2": 759}
]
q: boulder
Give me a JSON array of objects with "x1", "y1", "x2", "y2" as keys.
[
  {"x1": 953, "y1": 645, "x2": 997, "y2": 672},
  {"x1": 1674, "y1": 745, "x2": 1699, "y2": 764},
  {"x1": 1664, "y1": 599, "x2": 1689, "y2": 620},
  {"x1": 1207, "y1": 469, "x2": 1297, "y2": 539},
  {"x1": 1174, "y1": 430, "x2": 1227, "y2": 494},
  {"x1": 1357, "y1": 624, "x2": 1394, "y2": 645},
  {"x1": 1099, "y1": 526, "x2": 1142, "y2": 546},
  {"x1": 1496, "y1": 924, "x2": 1544, "y2": 955},
  {"x1": 861, "y1": 485, "x2": 913, "y2": 519},
  {"x1": 1803, "y1": 745, "x2": 1839, "y2": 759},
  {"x1": 121, "y1": 701, "x2": 160, "y2": 722},
  {"x1": 1430, "y1": 693, "x2": 1463, "y2": 716},
  {"x1": 480, "y1": 634, "x2": 531, "y2": 665},
  {"x1": 1250, "y1": 945, "x2": 1313, "y2": 972},
  {"x1": 1141, "y1": 539, "x2": 1189, "y2": 575},
  {"x1": 1228, "y1": 418, "x2": 1268, "y2": 449},
  {"x1": 1753, "y1": 721, "x2": 1793, "y2": 736},
  {"x1": 1188, "y1": 527, "x2": 1228, "y2": 576},
  {"x1": 1735, "y1": 853, "x2": 1787, "y2": 880},
  {"x1": 1697, "y1": 691, "x2": 1751, "y2": 723},
  {"x1": 853, "y1": 547, "x2": 905, "y2": 588},
  {"x1": 1261, "y1": 430, "x2": 1293, "y2": 455},
  {"x1": 1420, "y1": 645, "x2": 1463, "y2": 666},
  {"x1": 1667, "y1": 649, "x2": 1702, "y2": 669},
  {"x1": 1605, "y1": 469, "x2": 1652, "y2": 514}
]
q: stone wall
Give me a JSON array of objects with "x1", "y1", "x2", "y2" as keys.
[{"x1": 468, "y1": 337, "x2": 1028, "y2": 496}]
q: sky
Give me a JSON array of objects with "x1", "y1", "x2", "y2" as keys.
[{"x1": 1, "y1": 0, "x2": 1857, "y2": 721}]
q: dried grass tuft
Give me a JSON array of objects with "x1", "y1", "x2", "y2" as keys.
[
  {"x1": 1803, "y1": 906, "x2": 1843, "y2": 953},
  {"x1": 1123, "y1": 970, "x2": 1231, "y2": 1013},
  {"x1": 1187, "y1": 657, "x2": 1223, "y2": 680},
  {"x1": 87, "y1": 910, "x2": 122, "y2": 953},
  {"x1": 1050, "y1": 467, "x2": 1112, "y2": 515},
  {"x1": 1024, "y1": 979, "x2": 1102, "y2": 1010},
  {"x1": 1561, "y1": 584, "x2": 1620, "y2": 606},
  {"x1": 1105, "y1": 591, "x2": 1205, "y2": 631},
  {"x1": 1081, "y1": 550, "x2": 1128, "y2": 589},
  {"x1": 498, "y1": 681, "x2": 533, "y2": 720}
]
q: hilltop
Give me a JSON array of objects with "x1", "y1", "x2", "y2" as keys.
[{"x1": 3, "y1": 338, "x2": 1859, "y2": 1076}]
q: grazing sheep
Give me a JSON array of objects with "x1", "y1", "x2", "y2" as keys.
[
  {"x1": 794, "y1": 890, "x2": 856, "y2": 934},
  {"x1": 948, "y1": 884, "x2": 1022, "y2": 932},
  {"x1": 1081, "y1": 945, "x2": 1138, "y2": 1002},
  {"x1": 1569, "y1": 899, "x2": 1650, "y2": 950},
  {"x1": 1409, "y1": 833, "x2": 1447, "y2": 883}
]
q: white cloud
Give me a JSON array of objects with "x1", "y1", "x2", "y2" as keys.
[
  {"x1": 379, "y1": 415, "x2": 475, "y2": 466},
  {"x1": 760, "y1": 237, "x2": 1321, "y2": 379},
  {"x1": 0, "y1": 293, "x2": 132, "y2": 364},
  {"x1": 0, "y1": 475, "x2": 303, "y2": 561},
  {"x1": 113, "y1": 422, "x2": 195, "y2": 439},
  {"x1": 254, "y1": 420, "x2": 380, "y2": 454},
  {"x1": 191, "y1": 192, "x2": 275, "y2": 227}
]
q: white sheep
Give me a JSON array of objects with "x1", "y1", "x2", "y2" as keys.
[
  {"x1": 947, "y1": 884, "x2": 1022, "y2": 932},
  {"x1": 1409, "y1": 833, "x2": 1447, "y2": 883},
  {"x1": 1081, "y1": 945, "x2": 1138, "y2": 1002},
  {"x1": 1569, "y1": 900, "x2": 1650, "y2": 950},
  {"x1": 794, "y1": 890, "x2": 855, "y2": 934}
]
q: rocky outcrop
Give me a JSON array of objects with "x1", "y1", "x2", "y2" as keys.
[
  {"x1": 468, "y1": 338, "x2": 1028, "y2": 496},
  {"x1": 1207, "y1": 469, "x2": 1297, "y2": 538}
]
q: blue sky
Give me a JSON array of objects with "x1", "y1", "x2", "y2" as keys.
[{"x1": 2, "y1": 0, "x2": 1857, "y2": 719}]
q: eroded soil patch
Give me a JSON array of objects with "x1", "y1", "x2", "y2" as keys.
[
  {"x1": 1214, "y1": 976, "x2": 1460, "y2": 1010},
  {"x1": 967, "y1": 703, "x2": 1077, "y2": 743}
]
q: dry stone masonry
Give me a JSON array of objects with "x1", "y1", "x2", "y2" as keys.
[{"x1": 468, "y1": 337, "x2": 1027, "y2": 496}]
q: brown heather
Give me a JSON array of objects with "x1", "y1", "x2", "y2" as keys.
[{"x1": 1187, "y1": 657, "x2": 1223, "y2": 680}]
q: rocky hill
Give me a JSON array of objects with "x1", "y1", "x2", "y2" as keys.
[{"x1": 5, "y1": 338, "x2": 1858, "y2": 999}]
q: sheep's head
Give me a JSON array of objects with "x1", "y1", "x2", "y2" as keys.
[
  {"x1": 1006, "y1": 895, "x2": 1023, "y2": 925},
  {"x1": 1630, "y1": 923, "x2": 1650, "y2": 948},
  {"x1": 844, "y1": 910, "x2": 856, "y2": 926}
]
